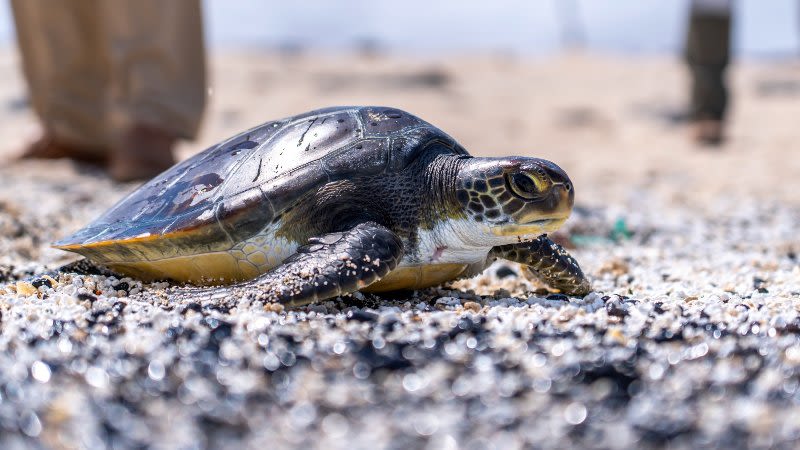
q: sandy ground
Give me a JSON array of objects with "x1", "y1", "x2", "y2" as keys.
[{"x1": 0, "y1": 49, "x2": 799, "y2": 449}]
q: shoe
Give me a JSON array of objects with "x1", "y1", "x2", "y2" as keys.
[
  {"x1": 17, "y1": 134, "x2": 108, "y2": 165},
  {"x1": 109, "y1": 124, "x2": 177, "y2": 182},
  {"x1": 692, "y1": 119, "x2": 724, "y2": 146}
]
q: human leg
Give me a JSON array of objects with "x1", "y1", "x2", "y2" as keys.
[
  {"x1": 11, "y1": 0, "x2": 111, "y2": 161},
  {"x1": 100, "y1": 0, "x2": 207, "y2": 181}
]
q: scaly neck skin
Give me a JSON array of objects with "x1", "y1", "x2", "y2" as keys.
[
  {"x1": 421, "y1": 153, "x2": 465, "y2": 223},
  {"x1": 408, "y1": 155, "x2": 507, "y2": 265}
]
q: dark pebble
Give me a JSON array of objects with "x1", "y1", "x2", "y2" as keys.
[
  {"x1": 606, "y1": 297, "x2": 629, "y2": 318},
  {"x1": 30, "y1": 277, "x2": 52, "y2": 289},
  {"x1": 77, "y1": 293, "x2": 97, "y2": 302},
  {"x1": 347, "y1": 310, "x2": 378, "y2": 322},
  {"x1": 182, "y1": 302, "x2": 203, "y2": 314},
  {"x1": 496, "y1": 265, "x2": 518, "y2": 279},
  {"x1": 0, "y1": 265, "x2": 14, "y2": 283}
]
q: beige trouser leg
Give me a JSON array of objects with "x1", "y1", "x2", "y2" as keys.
[
  {"x1": 685, "y1": 0, "x2": 731, "y2": 121},
  {"x1": 11, "y1": 0, "x2": 206, "y2": 152}
]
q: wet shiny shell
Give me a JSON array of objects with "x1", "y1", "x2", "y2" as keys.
[{"x1": 54, "y1": 106, "x2": 467, "y2": 270}]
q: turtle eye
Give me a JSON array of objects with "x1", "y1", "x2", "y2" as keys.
[{"x1": 508, "y1": 173, "x2": 543, "y2": 199}]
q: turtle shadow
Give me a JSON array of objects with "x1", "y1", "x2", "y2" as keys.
[{"x1": 49, "y1": 259, "x2": 594, "y2": 315}]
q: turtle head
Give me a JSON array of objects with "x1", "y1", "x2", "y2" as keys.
[{"x1": 454, "y1": 157, "x2": 574, "y2": 238}]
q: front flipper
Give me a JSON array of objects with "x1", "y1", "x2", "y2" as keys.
[
  {"x1": 177, "y1": 221, "x2": 404, "y2": 307},
  {"x1": 491, "y1": 235, "x2": 591, "y2": 296}
]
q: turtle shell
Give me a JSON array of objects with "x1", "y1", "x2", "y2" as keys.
[{"x1": 55, "y1": 106, "x2": 468, "y2": 270}]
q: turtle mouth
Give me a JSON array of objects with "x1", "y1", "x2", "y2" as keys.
[
  {"x1": 488, "y1": 217, "x2": 567, "y2": 237},
  {"x1": 524, "y1": 218, "x2": 559, "y2": 227}
]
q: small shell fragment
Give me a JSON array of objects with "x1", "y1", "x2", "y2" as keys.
[{"x1": 15, "y1": 281, "x2": 37, "y2": 297}]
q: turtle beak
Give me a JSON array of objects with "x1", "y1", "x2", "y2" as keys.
[
  {"x1": 517, "y1": 182, "x2": 573, "y2": 222},
  {"x1": 489, "y1": 182, "x2": 573, "y2": 237}
]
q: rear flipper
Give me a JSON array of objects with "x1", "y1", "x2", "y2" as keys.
[
  {"x1": 491, "y1": 235, "x2": 591, "y2": 296},
  {"x1": 173, "y1": 221, "x2": 404, "y2": 307}
]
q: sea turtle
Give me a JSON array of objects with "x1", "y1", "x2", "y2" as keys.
[{"x1": 54, "y1": 106, "x2": 591, "y2": 305}]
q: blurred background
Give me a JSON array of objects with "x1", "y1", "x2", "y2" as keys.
[
  {"x1": 0, "y1": 1, "x2": 796, "y2": 56},
  {"x1": 1, "y1": 0, "x2": 798, "y2": 209},
  {"x1": 203, "y1": 0, "x2": 798, "y2": 56}
]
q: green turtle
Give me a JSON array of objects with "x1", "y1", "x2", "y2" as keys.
[{"x1": 54, "y1": 106, "x2": 591, "y2": 305}]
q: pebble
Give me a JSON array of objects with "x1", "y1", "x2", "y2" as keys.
[
  {"x1": 14, "y1": 280, "x2": 36, "y2": 297},
  {"x1": 462, "y1": 301, "x2": 482, "y2": 312},
  {"x1": 346, "y1": 309, "x2": 378, "y2": 322},
  {"x1": 495, "y1": 265, "x2": 518, "y2": 279}
]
